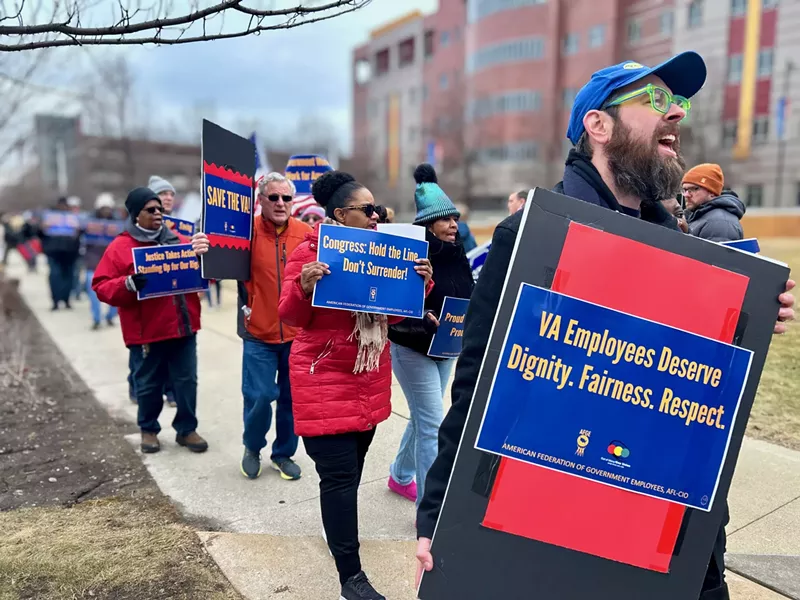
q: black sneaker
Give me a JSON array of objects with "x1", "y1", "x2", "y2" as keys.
[
  {"x1": 91, "y1": 322, "x2": 101, "y2": 331},
  {"x1": 271, "y1": 457, "x2": 301, "y2": 480},
  {"x1": 241, "y1": 449, "x2": 262, "y2": 479},
  {"x1": 340, "y1": 571, "x2": 385, "y2": 600}
]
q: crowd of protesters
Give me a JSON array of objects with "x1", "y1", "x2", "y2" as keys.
[{"x1": 2, "y1": 50, "x2": 798, "y2": 600}]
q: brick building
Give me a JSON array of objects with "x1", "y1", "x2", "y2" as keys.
[{"x1": 353, "y1": 0, "x2": 800, "y2": 210}]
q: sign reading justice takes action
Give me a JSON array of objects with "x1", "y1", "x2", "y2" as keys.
[{"x1": 475, "y1": 283, "x2": 752, "y2": 512}]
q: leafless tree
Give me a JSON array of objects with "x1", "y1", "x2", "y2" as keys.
[{"x1": 0, "y1": 0, "x2": 372, "y2": 51}]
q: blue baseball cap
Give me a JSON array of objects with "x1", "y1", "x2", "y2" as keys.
[{"x1": 566, "y1": 51, "x2": 707, "y2": 145}]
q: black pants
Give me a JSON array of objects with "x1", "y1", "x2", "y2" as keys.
[
  {"x1": 700, "y1": 505, "x2": 729, "y2": 600},
  {"x1": 132, "y1": 335, "x2": 198, "y2": 436},
  {"x1": 47, "y1": 257, "x2": 75, "y2": 306},
  {"x1": 303, "y1": 428, "x2": 377, "y2": 585}
]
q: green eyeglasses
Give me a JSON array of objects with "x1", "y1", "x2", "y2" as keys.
[{"x1": 602, "y1": 83, "x2": 691, "y2": 120}]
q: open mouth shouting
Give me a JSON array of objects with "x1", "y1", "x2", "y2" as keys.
[{"x1": 658, "y1": 134, "x2": 678, "y2": 158}]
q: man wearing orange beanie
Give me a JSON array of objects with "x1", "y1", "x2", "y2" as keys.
[{"x1": 681, "y1": 163, "x2": 744, "y2": 242}]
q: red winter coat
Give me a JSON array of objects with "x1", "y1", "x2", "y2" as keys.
[
  {"x1": 278, "y1": 225, "x2": 434, "y2": 437},
  {"x1": 92, "y1": 231, "x2": 202, "y2": 346}
]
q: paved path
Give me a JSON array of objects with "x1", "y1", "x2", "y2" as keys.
[{"x1": 8, "y1": 256, "x2": 799, "y2": 599}]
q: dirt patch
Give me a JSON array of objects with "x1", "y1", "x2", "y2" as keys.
[{"x1": 0, "y1": 282, "x2": 241, "y2": 600}]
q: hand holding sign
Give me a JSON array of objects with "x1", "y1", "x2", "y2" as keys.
[
  {"x1": 414, "y1": 257, "x2": 433, "y2": 287},
  {"x1": 191, "y1": 232, "x2": 210, "y2": 255},
  {"x1": 301, "y1": 261, "x2": 331, "y2": 295}
]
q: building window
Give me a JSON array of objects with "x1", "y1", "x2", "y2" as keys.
[
  {"x1": 627, "y1": 20, "x2": 641, "y2": 44},
  {"x1": 722, "y1": 121, "x2": 738, "y2": 147},
  {"x1": 440, "y1": 73, "x2": 449, "y2": 90},
  {"x1": 354, "y1": 59, "x2": 371, "y2": 85},
  {"x1": 440, "y1": 30, "x2": 450, "y2": 47},
  {"x1": 437, "y1": 116, "x2": 451, "y2": 132},
  {"x1": 468, "y1": 37, "x2": 545, "y2": 73},
  {"x1": 731, "y1": 0, "x2": 747, "y2": 16},
  {"x1": 753, "y1": 116, "x2": 770, "y2": 144},
  {"x1": 476, "y1": 141, "x2": 539, "y2": 163},
  {"x1": 660, "y1": 11, "x2": 674, "y2": 35},
  {"x1": 563, "y1": 87, "x2": 578, "y2": 109},
  {"x1": 424, "y1": 30, "x2": 434, "y2": 59},
  {"x1": 588, "y1": 25, "x2": 605, "y2": 48},
  {"x1": 728, "y1": 54, "x2": 743, "y2": 82},
  {"x1": 763, "y1": 0, "x2": 779, "y2": 9},
  {"x1": 758, "y1": 48, "x2": 774, "y2": 77},
  {"x1": 469, "y1": 90, "x2": 542, "y2": 119},
  {"x1": 469, "y1": 0, "x2": 547, "y2": 23},
  {"x1": 688, "y1": 0, "x2": 703, "y2": 29},
  {"x1": 398, "y1": 37, "x2": 415, "y2": 68},
  {"x1": 375, "y1": 48, "x2": 390, "y2": 76},
  {"x1": 745, "y1": 184, "x2": 763, "y2": 207},
  {"x1": 562, "y1": 33, "x2": 579, "y2": 55}
]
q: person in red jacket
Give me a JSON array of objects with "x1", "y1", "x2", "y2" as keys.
[
  {"x1": 92, "y1": 187, "x2": 207, "y2": 455},
  {"x1": 279, "y1": 171, "x2": 433, "y2": 600}
]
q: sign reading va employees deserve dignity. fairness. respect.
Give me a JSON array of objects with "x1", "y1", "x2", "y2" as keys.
[
  {"x1": 475, "y1": 283, "x2": 753, "y2": 512},
  {"x1": 313, "y1": 224, "x2": 429, "y2": 318},
  {"x1": 132, "y1": 243, "x2": 209, "y2": 301},
  {"x1": 428, "y1": 296, "x2": 470, "y2": 358},
  {"x1": 163, "y1": 216, "x2": 196, "y2": 237}
]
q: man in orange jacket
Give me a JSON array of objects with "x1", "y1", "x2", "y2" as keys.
[{"x1": 193, "y1": 172, "x2": 311, "y2": 480}]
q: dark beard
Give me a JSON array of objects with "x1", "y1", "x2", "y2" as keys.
[{"x1": 605, "y1": 119, "x2": 686, "y2": 203}]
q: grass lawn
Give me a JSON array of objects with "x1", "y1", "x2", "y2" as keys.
[
  {"x1": 0, "y1": 496, "x2": 241, "y2": 600},
  {"x1": 746, "y1": 239, "x2": 800, "y2": 451}
]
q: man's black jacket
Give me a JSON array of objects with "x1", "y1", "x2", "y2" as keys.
[{"x1": 416, "y1": 151, "x2": 679, "y2": 539}]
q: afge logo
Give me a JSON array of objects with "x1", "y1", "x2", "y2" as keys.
[
  {"x1": 623, "y1": 62, "x2": 644, "y2": 70},
  {"x1": 575, "y1": 429, "x2": 591, "y2": 456},
  {"x1": 369, "y1": 287, "x2": 378, "y2": 302}
]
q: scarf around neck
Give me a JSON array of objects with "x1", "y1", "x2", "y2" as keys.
[
  {"x1": 126, "y1": 220, "x2": 181, "y2": 245},
  {"x1": 322, "y1": 217, "x2": 389, "y2": 374}
]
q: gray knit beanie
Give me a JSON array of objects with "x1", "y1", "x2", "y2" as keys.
[{"x1": 148, "y1": 175, "x2": 175, "y2": 195}]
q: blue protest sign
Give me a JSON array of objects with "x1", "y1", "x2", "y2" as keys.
[
  {"x1": 428, "y1": 296, "x2": 470, "y2": 358},
  {"x1": 83, "y1": 219, "x2": 125, "y2": 245},
  {"x1": 203, "y1": 169, "x2": 253, "y2": 242},
  {"x1": 475, "y1": 283, "x2": 752, "y2": 511},
  {"x1": 42, "y1": 211, "x2": 80, "y2": 236},
  {"x1": 466, "y1": 241, "x2": 491, "y2": 281},
  {"x1": 163, "y1": 216, "x2": 196, "y2": 237},
  {"x1": 285, "y1": 154, "x2": 333, "y2": 195},
  {"x1": 131, "y1": 243, "x2": 209, "y2": 300},
  {"x1": 312, "y1": 224, "x2": 428, "y2": 318},
  {"x1": 721, "y1": 238, "x2": 760, "y2": 254}
]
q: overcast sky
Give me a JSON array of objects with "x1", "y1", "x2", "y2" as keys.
[{"x1": 10, "y1": 0, "x2": 438, "y2": 158}]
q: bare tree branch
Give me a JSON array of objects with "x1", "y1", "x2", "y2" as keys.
[{"x1": 0, "y1": 0, "x2": 372, "y2": 51}]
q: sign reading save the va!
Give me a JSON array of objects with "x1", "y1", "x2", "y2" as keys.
[
  {"x1": 428, "y1": 296, "x2": 470, "y2": 358},
  {"x1": 475, "y1": 283, "x2": 752, "y2": 512},
  {"x1": 131, "y1": 243, "x2": 208, "y2": 300},
  {"x1": 313, "y1": 224, "x2": 428, "y2": 318}
]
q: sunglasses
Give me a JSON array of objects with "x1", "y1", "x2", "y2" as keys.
[
  {"x1": 602, "y1": 83, "x2": 691, "y2": 120},
  {"x1": 341, "y1": 204, "x2": 380, "y2": 218},
  {"x1": 263, "y1": 194, "x2": 294, "y2": 203},
  {"x1": 143, "y1": 206, "x2": 163, "y2": 214}
]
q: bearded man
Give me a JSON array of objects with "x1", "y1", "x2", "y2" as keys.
[{"x1": 414, "y1": 52, "x2": 796, "y2": 600}]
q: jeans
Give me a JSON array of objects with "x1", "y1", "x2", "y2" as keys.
[
  {"x1": 241, "y1": 339, "x2": 297, "y2": 460},
  {"x1": 85, "y1": 269, "x2": 117, "y2": 324},
  {"x1": 132, "y1": 335, "x2": 198, "y2": 436},
  {"x1": 47, "y1": 257, "x2": 75, "y2": 306},
  {"x1": 390, "y1": 343, "x2": 454, "y2": 507},
  {"x1": 304, "y1": 428, "x2": 376, "y2": 584},
  {"x1": 72, "y1": 258, "x2": 84, "y2": 299}
]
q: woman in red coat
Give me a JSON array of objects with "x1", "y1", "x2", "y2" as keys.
[{"x1": 279, "y1": 171, "x2": 433, "y2": 600}]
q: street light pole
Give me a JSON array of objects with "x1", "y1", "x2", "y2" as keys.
[{"x1": 775, "y1": 60, "x2": 794, "y2": 206}]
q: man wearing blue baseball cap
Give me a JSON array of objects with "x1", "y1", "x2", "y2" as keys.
[{"x1": 415, "y1": 52, "x2": 796, "y2": 600}]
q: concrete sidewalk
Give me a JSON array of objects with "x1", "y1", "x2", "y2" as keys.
[{"x1": 9, "y1": 257, "x2": 800, "y2": 599}]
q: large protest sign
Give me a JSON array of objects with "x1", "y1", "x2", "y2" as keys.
[
  {"x1": 163, "y1": 216, "x2": 196, "y2": 237},
  {"x1": 41, "y1": 211, "x2": 80, "y2": 236},
  {"x1": 312, "y1": 224, "x2": 428, "y2": 318},
  {"x1": 83, "y1": 219, "x2": 125, "y2": 245},
  {"x1": 428, "y1": 296, "x2": 470, "y2": 359},
  {"x1": 200, "y1": 119, "x2": 255, "y2": 281},
  {"x1": 419, "y1": 188, "x2": 789, "y2": 599},
  {"x1": 285, "y1": 154, "x2": 333, "y2": 196},
  {"x1": 475, "y1": 283, "x2": 751, "y2": 511},
  {"x1": 132, "y1": 244, "x2": 208, "y2": 300}
]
